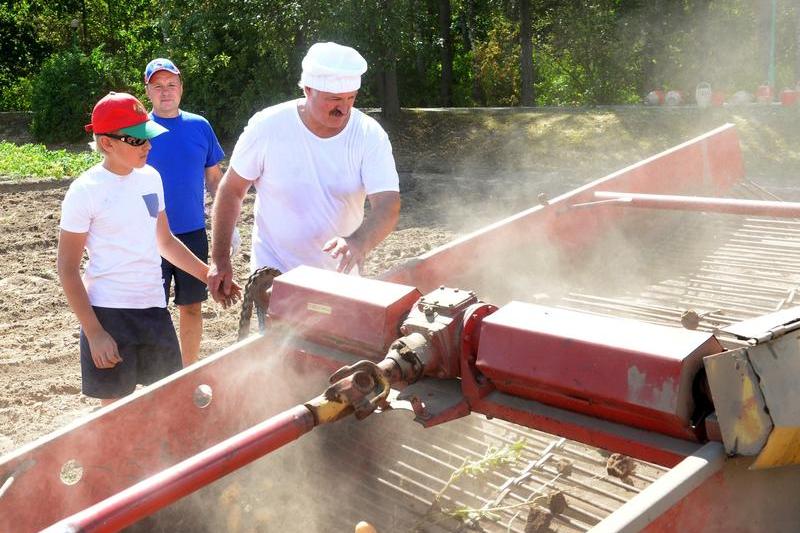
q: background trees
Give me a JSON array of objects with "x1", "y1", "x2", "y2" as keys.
[{"x1": 2, "y1": 0, "x2": 800, "y2": 141}]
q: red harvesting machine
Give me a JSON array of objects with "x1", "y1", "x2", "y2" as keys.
[{"x1": 3, "y1": 123, "x2": 800, "y2": 532}]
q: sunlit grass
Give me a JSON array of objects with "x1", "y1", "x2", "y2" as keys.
[{"x1": 0, "y1": 142, "x2": 100, "y2": 180}]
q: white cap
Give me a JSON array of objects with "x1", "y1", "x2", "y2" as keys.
[{"x1": 299, "y1": 42, "x2": 367, "y2": 93}]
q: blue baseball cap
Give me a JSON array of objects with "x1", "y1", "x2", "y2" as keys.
[{"x1": 144, "y1": 58, "x2": 181, "y2": 83}]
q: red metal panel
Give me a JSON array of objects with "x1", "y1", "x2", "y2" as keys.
[
  {"x1": 382, "y1": 124, "x2": 745, "y2": 292},
  {"x1": 475, "y1": 302, "x2": 724, "y2": 440},
  {"x1": 641, "y1": 458, "x2": 800, "y2": 532},
  {"x1": 0, "y1": 335, "x2": 327, "y2": 533},
  {"x1": 269, "y1": 266, "x2": 422, "y2": 357},
  {"x1": 44, "y1": 405, "x2": 315, "y2": 533}
]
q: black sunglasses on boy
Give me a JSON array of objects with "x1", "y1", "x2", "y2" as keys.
[{"x1": 99, "y1": 133, "x2": 148, "y2": 146}]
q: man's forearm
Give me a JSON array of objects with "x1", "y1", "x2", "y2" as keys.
[
  {"x1": 348, "y1": 192, "x2": 401, "y2": 253},
  {"x1": 211, "y1": 181, "x2": 244, "y2": 263}
]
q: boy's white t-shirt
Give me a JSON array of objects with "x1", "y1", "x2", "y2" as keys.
[
  {"x1": 230, "y1": 99, "x2": 399, "y2": 273},
  {"x1": 60, "y1": 163, "x2": 167, "y2": 309}
]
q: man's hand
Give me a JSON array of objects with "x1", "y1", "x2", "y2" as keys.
[
  {"x1": 208, "y1": 259, "x2": 238, "y2": 307},
  {"x1": 322, "y1": 236, "x2": 366, "y2": 274},
  {"x1": 86, "y1": 328, "x2": 122, "y2": 369}
]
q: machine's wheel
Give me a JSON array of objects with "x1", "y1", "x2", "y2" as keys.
[{"x1": 237, "y1": 267, "x2": 282, "y2": 341}]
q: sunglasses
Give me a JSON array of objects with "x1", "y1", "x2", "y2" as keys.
[{"x1": 99, "y1": 133, "x2": 148, "y2": 147}]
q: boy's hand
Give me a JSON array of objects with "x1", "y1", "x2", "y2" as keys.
[
  {"x1": 208, "y1": 259, "x2": 233, "y2": 305},
  {"x1": 209, "y1": 260, "x2": 243, "y2": 309},
  {"x1": 219, "y1": 280, "x2": 243, "y2": 309},
  {"x1": 87, "y1": 329, "x2": 122, "y2": 368}
]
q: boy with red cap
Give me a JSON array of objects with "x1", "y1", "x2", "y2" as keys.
[{"x1": 57, "y1": 92, "x2": 239, "y2": 405}]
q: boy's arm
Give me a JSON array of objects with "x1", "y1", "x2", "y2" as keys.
[
  {"x1": 155, "y1": 212, "x2": 241, "y2": 307},
  {"x1": 56, "y1": 229, "x2": 122, "y2": 368}
]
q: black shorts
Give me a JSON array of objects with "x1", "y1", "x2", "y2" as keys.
[
  {"x1": 162, "y1": 227, "x2": 208, "y2": 306},
  {"x1": 80, "y1": 306, "x2": 183, "y2": 399}
]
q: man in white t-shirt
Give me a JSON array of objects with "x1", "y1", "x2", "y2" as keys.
[{"x1": 208, "y1": 42, "x2": 401, "y2": 303}]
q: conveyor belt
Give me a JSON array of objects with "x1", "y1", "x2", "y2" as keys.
[{"x1": 558, "y1": 182, "x2": 800, "y2": 334}]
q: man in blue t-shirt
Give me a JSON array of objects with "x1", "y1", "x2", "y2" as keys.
[{"x1": 144, "y1": 58, "x2": 226, "y2": 366}]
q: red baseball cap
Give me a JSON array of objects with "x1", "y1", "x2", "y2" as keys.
[{"x1": 84, "y1": 92, "x2": 167, "y2": 139}]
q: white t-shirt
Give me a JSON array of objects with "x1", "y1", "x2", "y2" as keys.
[
  {"x1": 60, "y1": 163, "x2": 167, "y2": 308},
  {"x1": 230, "y1": 99, "x2": 399, "y2": 273}
]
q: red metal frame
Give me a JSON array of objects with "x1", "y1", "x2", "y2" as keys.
[
  {"x1": 591, "y1": 191, "x2": 800, "y2": 217},
  {"x1": 474, "y1": 302, "x2": 723, "y2": 441},
  {"x1": 0, "y1": 124, "x2": 750, "y2": 531},
  {"x1": 381, "y1": 124, "x2": 744, "y2": 292},
  {"x1": 43, "y1": 405, "x2": 315, "y2": 533},
  {"x1": 0, "y1": 336, "x2": 339, "y2": 533}
]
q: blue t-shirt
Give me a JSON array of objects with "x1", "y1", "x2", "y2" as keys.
[{"x1": 147, "y1": 110, "x2": 225, "y2": 234}]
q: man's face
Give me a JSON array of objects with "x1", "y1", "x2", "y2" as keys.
[
  {"x1": 146, "y1": 71, "x2": 183, "y2": 117},
  {"x1": 304, "y1": 88, "x2": 358, "y2": 134}
]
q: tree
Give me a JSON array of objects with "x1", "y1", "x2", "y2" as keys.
[
  {"x1": 438, "y1": 0, "x2": 454, "y2": 106},
  {"x1": 519, "y1": 0, "x2": 533, "y2": 105}
]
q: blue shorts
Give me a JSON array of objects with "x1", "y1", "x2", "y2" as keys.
[
  {"x1": 162, "y1": 228, "x2": 208, "y2": 306},
  {"x1": 80, "y1": 306, "x2": 183, "y2": 399}
]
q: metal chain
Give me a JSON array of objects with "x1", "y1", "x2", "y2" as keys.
[{"x1": 237, "y1": 266, "x2": 282, "y2": 341}]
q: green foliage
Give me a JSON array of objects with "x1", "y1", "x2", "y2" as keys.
[
  {"x1": 415, "y1": 438, "x2": 527, "y2": 529},
  {"x1": 473, "y1": 15, "x2": 520, "y2": 106},
  {"x1": 0, "y1": 77, "x2": 33, "y2": 111},
  {"x1": 0, "y1": 2, "x2": 51, "y2": 85},
  {"x1": 0, "y1": 141, "x2": 100, "y2": 179},
  {"x1": 158, "y1": 0, "x2": 303, "y2": 138},
  {"x1": 547, "y1": 0, "x2": 642, "y2": 105},
  {"x1": 1, "y1": 0, "x2": 800, "y2": 141},
  {"x1": 30, "y1": 47, "x2": 126, "y2": 143}
]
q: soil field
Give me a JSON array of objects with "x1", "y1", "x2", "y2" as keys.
[{"x1": 2, "y1": 104, "x2": 799, "y2": 457}]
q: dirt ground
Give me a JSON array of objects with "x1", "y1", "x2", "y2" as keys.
[{"x1": 2, "y1": 105, "x2": 799, "y2": 455}]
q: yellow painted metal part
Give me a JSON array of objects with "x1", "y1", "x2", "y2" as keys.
[
  {"x1": 733, "y1": 376, "x2": 773, "y2": 456},
  {"x1": 705, "y1": 329, "x2": 800, "y2": 469},
  {"x1": 305, "y1": 395, "x2": 353, "y2": 425},
  {"x1": 752, "y1": 427, "x2": 800, "y2": 469}
]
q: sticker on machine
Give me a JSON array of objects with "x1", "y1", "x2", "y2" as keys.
[{"x1": 307, "y1": 302, "x2": 332, "y2": 315}]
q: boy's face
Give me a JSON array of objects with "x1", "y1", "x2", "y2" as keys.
[
  {"x1": 99, "y1": 132, "x2": 151, "y2": 175},
  {"x1": 146, "y1": 70, "x2": 183, "y2": 118}
]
